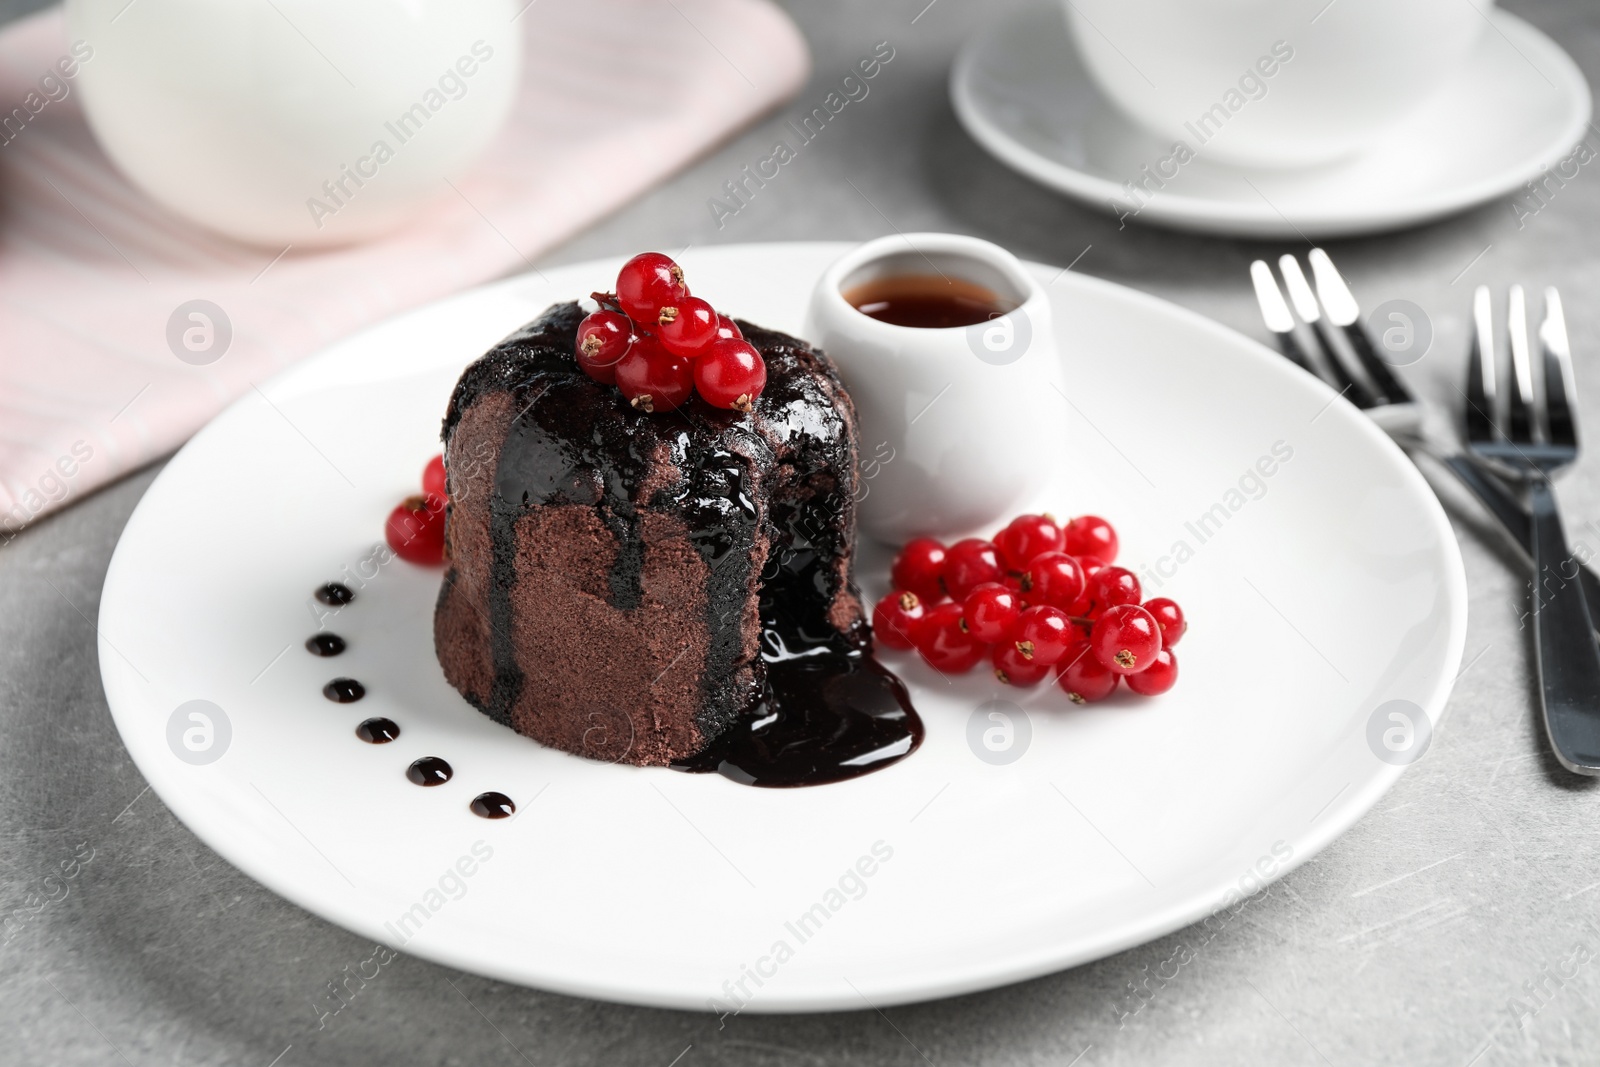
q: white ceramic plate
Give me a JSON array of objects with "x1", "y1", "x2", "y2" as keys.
[
  {"x1": 951, "y1": 4, "x2": 1590, "y2": 238},
  {"x1": 99, "y1": 242, "x2": 1466, "y2": 1012}
]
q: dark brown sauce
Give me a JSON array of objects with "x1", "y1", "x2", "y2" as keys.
[
  {"x1": 470, "y1": 791, "x2": 515, "y2": 819},
  {"x1": 407, "y1": 756, "x2": 453, "y2": 786},
  {"x1": 306, "y1": 633, "x2": 346, "y2": 657},
  {"x1": 844, "y1": 274, "x2": 1013, "y2": 329},
  {"x1": 672, "y1": 639, "x2": 920, "y2": 787},
  {"x1": 671, "y1": 489, "x2": 922, "y2": 787},
  {"x1": 315, "y1": 582, "x2": 355, "y2": 606},
  {"x1": 355, "y1": 717, "x2": 399, "y2": 743},
  {"x1": 323, "y1": 678, "x2": 365, "y2": 703}
]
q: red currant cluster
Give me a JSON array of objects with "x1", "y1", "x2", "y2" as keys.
[
  {"x1": 872, "y1": 513, "x2": 1187, "y2": 703},
  {"x1": 576, "y1": 252, "x2": 768, "y2": 414},
  {"x1": 384, "y1": 454, "x2": 448, "y2": 566}
]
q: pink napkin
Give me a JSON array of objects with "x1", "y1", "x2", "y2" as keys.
[{"x1": 0, "y1": 1, "x2": 808, "y2": 532}]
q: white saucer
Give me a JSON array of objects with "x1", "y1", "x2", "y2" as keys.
[
  {"x1": 98, "y1": 243, "x2": 1465, "y2": 1011},
  {"x1": 951, "y1": 4, "x2": 1591, "y2": 238}
]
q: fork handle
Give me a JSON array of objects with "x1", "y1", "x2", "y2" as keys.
[
  {"x1": 1528, "y1": 475, "x2": 1600, "y2": 775},
  {"x1": 1438, "y1": 454, "x2": 1600, "y2": 627}
]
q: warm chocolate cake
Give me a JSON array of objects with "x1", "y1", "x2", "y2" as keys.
[{"x1": 433, "y1": 302, "x2": 920, "y2": 784}]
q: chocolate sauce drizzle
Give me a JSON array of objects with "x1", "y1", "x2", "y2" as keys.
[
  {"x1": 315, "y1": 582, "x2": 354, "y2": 606},
  {"x1": 306, "y1": 633, "x2": 346, "y2": 657},
  {"x1": 470, "y1": 791, "x2": 515, "y2": 819},
  {"x1": 443, "y1": 302, "x2": 921, "y2": 787},
  {"x1": 323, "y1": 678, "x2": 365, "y2": 703},
  {"x1": 355, "y1": 717, "x2": 400, "y2": 743},
  {"x1": 407, "y1": 756, "x2": 453, "y2": 786}
]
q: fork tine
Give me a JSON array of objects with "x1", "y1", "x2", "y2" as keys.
[
  {"x1": 1250, "y1": 260, "x2": 1316, "y2": 373},
  {"x1": 1541, "y1": 287, "x2": 1578, "y2": 448},
  {"x1": 1307, "y1": 248, "x2": 1415, "y2": 405},
  {"x1": 1278, "y1": 255, "x2": 1378, "y2": 409},
  {"x1": 1508, "y1": 285, "x2": 1535, "y2": 442},
  {"x1": 1466, "y1": 285, "x2": 1497, "y2": 442}
]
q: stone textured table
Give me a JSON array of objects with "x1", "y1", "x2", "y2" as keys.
[{"x1": 6, "y1": 1, "x2": 1600, "y2": 1063}]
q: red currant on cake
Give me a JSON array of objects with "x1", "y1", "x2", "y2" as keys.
[
  {"x1": 912, "y1": 601, "x2": 988, "y2": 674},
  {"x1": 1023, "y1": 552, "x2": 1086, "y2": 611},
  {"x1": 994, "y1": 513, "x2": 1065, "y2": 571},
  {"x1": 1058, "y1": 651, "x2": 1118, "y2": 704},
  {"x1": 1010, "y1": 605, "x2": 1077, "y2": 665},
  {"x1": 961, "y1": 582, "x2": 1020, "y2": 643},
  {"x1": 891, "y1": 537, "x2": 947, "y2": 603},
  {"x1": 714, "y1": 315, "x2": 744, "y2": 342},
  {"x1": 616, "y1": 252, "x2": 688, "y2": 323},
  {"x1": 872, "y1": 590, "x2": 926, "y2": 651},
  {"x1": 657, "y1": 296, "x2": 719, "y2": 357},
  {"x1": 615, "y1": 334, "x2": 693, "y2": 413},
  {"x1": 1090, "y1": 604, "x2": 1162, "y2": 675},
  {"x1": 422, "y1": 453, "x2": 446, "y2": 508},
  {"x1": 1087, "y1": 566, "x2": 1141, "y2": 614},
  {"x1": 1125, "y1": 648, "x2": 1178, "y2": 696},
  {"x1": 695, "y1": 337, "x2": 767, "y2": 412},
  {"x1": 1063, "y1": 514, "x2": 1119, "y2": 564},
  {"x1": 942, "y1": 538, "x2": 1003, "y2": 601},
  {"x1": 1143, "y1": 597, "x2": 1186, "y2": 647},
  {"x1": 574, "y1": 309, "x2": 634, "y2": 384},
  {"x1": 993, "y1": 642, "x2": 1050, "y2": 686},
  {"x1": 386, "y1": 495, "x2": 446, "y2": 565}
]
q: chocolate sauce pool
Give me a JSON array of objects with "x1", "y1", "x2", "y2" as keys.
[
  {"x1": 672, "y1": 501, "x2": 922, "y2": 787},
  {"x1": 670, "y1": 629, "x2": 920, "y2": 787}
]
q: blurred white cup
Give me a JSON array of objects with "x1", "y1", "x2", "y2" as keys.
[
  {"x1": 1063, "y1": 0, "x2": 1490, "y2": 169},
  {"x1": 66, "y1": 0, "x2": 523, "y2": 247}
]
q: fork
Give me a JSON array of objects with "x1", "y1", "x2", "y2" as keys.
[
  {"x1": 1251, "y1": 250, "x2": 1600, "y2": 629},
  {"x1": 1464, "y1": 284, "x2": 1600, "y2": 775}
]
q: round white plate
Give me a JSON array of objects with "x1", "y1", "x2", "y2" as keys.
[
  {"x1": 99, "y1": 242, "x2": 1465, "y2": 1012},
  {"x1": 951, "y1": 4, "x2": 1590, "y2": 238}
]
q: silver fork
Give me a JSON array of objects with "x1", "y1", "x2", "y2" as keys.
[
  {"x1": 1251, "y1": 250, "x2": 1600, "y2": 630},
  {"x1": 1464, "y1": 285, "x2": 1600, "y2": 775}
]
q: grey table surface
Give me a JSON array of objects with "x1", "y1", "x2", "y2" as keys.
[{"x1": 7, "y1": 0, "x2": 1600, "y2": 1064}]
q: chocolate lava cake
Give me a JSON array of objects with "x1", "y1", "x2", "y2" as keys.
[{"x1": 434, "y1": 302, "x2": 916, "y2": 779}]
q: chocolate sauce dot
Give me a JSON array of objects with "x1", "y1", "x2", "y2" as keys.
[
  {"x1": 323, "y1": 678, "x2": 365, "y2": 703},
  {"x1": 406, "y1": 756, "x2": 453, "y2": 786},
  {"x1": 355, "y1": 717, "x2": 400, "y2": 744},
  {"x1": 305, "y1": 633, "x2": 346, "y2": 657},
  {"x1": 314, "y1": 582, "x2": 355, "y2": 605},
  {"x1": 470, "y1": 791, "x2": 515, "y2": 819}
]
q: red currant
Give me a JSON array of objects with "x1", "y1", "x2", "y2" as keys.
[
  {"x1": 616, "y1": 252, "x2": 687, "y2": 323},
  {"x1": 1063, "y1": 515, "x2": 1119, "y2": 564},
  {"x1": 695, "y1": 338, "x2": 767, "y2": 412},
  {"x1": 1023, "y1": 552, "x2": 1085, "y2": 611},
  {"x1": 993, "y1": 642, "x2": 1050, "y2": 686},
  {"x1": 872, "y1": 590, "x2": 925, "y2": 650},
  {"x1": 1010, "y1": 605, "x2": 1076, "y2": 665},
  {"x1": 1090, "y1": 604, "x2": 1162, "y2": 675},
  {"x1": 657, "y1": 295, "x2": 718, "y2": 357},
  {"x1": 714, "y1": 315, "x2": 743, "y2": 342},
  {"x1": 942, "y1": 538, "x2": 1003, "y2": 601},
  {"x1": 1058, "y1": 652, "x2": 1118, "y2": 704},
  {"x1": 614, "y1": 334, "x2": 693, "y2": 413},
  {"x1": 386, "y1": 495, "x2": 446, "y2": 565},
  {"x1": 994, "y1": 513, "x2": 1064, "y2": 571},
  {"x1": 422, "y1": 453, "x2": 446, "y2": 508},
  {"x1": 891, "y1": 537, "x2": 947, "y2": 602},
  {"x1": 912, "y1": 601, "x2": 988, "y2": 674},
  {"x1": 575, "y1": 309, "x2": 634, "y2": 383},
  {"x1": 1125, "y1": 648, "x2": 1178, "y2": 696},
  {"x1": 1143, "y1": 598, "x2": 1186, "y2": 648},
  {"x1": 1087, "y1": 566, "x2": 1141, "y2": 613},
  {"x1": 961, "y1": 583, "x2": 1020, "y2": 643}
]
